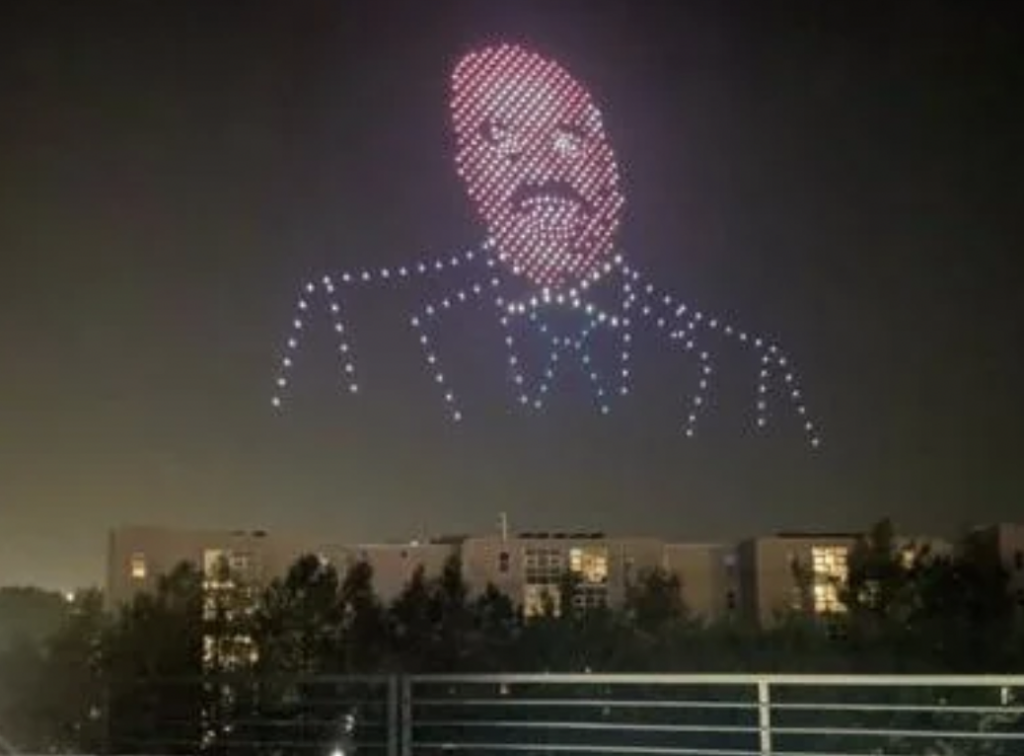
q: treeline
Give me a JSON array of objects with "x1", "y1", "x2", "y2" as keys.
[{"x1": 1, "y1": 519, "x2": 1023, "y2": 753}]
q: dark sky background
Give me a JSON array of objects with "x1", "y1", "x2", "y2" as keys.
[{"x1": 1, "y1": 0, "x2": 1021, "y2": 589}]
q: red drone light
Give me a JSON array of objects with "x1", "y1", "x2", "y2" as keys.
[{"x1": 451, "y1": 44, "x2": 625, "y2": 292}]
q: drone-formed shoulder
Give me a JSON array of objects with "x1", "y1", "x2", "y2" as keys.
[
  {"x1": 270, "y1": 247, "x2": 490, "y2": 409},
  {"x1": 619, "y1": 262, "x2": 821, "y2": 448}
]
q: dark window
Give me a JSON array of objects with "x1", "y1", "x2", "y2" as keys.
[
  {"x1": 1014, "y1": 550, "x2": 1023, "y2": 571},
  {"x1": 499, "y1": 551, "x2": 510, "y2": 572},
  {"x1": 726, "y1": 590, "x2": 737, "y2": 611}
]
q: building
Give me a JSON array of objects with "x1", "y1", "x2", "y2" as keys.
[
  {"x1": 106, "y1": 525, "x2": 458, "y2": 611},
  {"x1": 737, "y1": 533, "x2": 859, "y2": 625},
  {"x1": 461, "y1": 532, "x2": 666, "y2": 616},
  {"x1": 736, "y1": 531, "x2": 957, "y2": 625},
  {"x1": 107, "y1": 525, "x2": 742, "y2": 621},
  {"x1": 108, "y1": 522, "x2": 990, "y2": 627},
  {"x1": 663, "y1": 542, "x2": 740, "y2": 619}
]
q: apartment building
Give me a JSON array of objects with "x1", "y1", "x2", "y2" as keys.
[
  {"x1": 107, "y1": 525, "x2": 742, "y2": 620},
  {"x1": 106, "y1": 525, "x2": 457, "y2": 610},
  {"x1": 107, "y1": 523, "x2": 974, "y2": 626},
  {"x1": 664, "y1": 542, "x2": 740, "y2": 619},
  {"x1": 461, "y1": 532, "x2": 668, "y2": 616},
  {"x1": 736, "y1": 533, "x2": 859, "y2": 625}
]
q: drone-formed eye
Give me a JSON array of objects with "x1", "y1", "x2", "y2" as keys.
[
  {"x1": 553, "y1": 124, "x2": 586, "y2": 157},
  {"x1": 480, "y1": 119, "x2": 511, "y2": 145}
]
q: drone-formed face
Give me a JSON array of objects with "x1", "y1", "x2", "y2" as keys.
[{"x1": 451, "y1": 44, "x2": 625, "y2": 291}]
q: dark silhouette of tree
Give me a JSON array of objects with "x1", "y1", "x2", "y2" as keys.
[
  {"x1": 0, "y1": 636, "x2": 46, "y2": 750},
  {"x1": 467, "y1": 583, "x2": 519, "y2": 671},
  {"x1": 912, "y1": 530, "x2": 1015, "y2": 672},
  {"x1": 386, "y1": 555, "x2": 474, "y2": 671},
  {"x1": 430, "y1": 555, "x2": 474, "y2": 671},
  {"x1": 625, "y1": 567, "x2": 687, "y2": 634},
  {"x1": 253, "y1": 554, "x2": 344, "y2": 675},
  {"x1": 339, "y1": 560, "x2": 386, "y2": 673},
  {"x1": 387, "y1": 565, "x2": 435, "y2": 671},
  {"x1": 105, "y1": 563, "x2": 205, "y2": 754},
  {"x1": 37, "y1": 589, "x2": 107, "y2": 753},
  {"x1": 0, "y1": 587, "x2": 70, "y2": 653}
]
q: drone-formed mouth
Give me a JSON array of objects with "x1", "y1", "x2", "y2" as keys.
[{"x1": 511, "y1": 180, "x2": 591, "y2": 216}]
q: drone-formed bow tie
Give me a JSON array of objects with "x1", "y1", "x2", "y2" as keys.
[{"x1": 498, "y1": 293, "x2": 632, "y2": 413}]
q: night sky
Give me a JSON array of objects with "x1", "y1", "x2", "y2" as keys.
[{"x1": 1, "y1": 0, "x2": 1021, "y2": 589}]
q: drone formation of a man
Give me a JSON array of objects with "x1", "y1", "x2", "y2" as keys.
[{"x1": 270, "y1": 43, "x2": 821, "y2": 449}]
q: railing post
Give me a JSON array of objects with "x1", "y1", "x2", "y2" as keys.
[
  {"x1": 388, "y1": 675, "x2": 399, "y2": 756},
  {"x1": 757, "y1": 679, "x2": 773, "y2": 756},
  {"x1": 400, "y1": 676, "x2": 413, "y2": 756}
]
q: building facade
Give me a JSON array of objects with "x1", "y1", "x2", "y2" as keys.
[
  {"x1": 106, "y1": 525, "x2": 460, "y2": 611},
  {"x1": 736, "y1": 533, "x2": 858, "y2": 625},
  {"x1": 107, "y1": 525, "x2": 741, "y2": 620},
  {"x1": 109, "y1": 523, "x2": 986, "y2": 626}
]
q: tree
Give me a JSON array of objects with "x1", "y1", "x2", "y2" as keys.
[
  {"x1": 386, "y1": 555, "x2": 475, "y2": 672},
  {"x1": 253, "y1": 554, "x2": 344, "y2": 675},
  {"x1": 625, "y1": 567, "x2": 687, "y2": 635},
  {"x1": 36, "y1": 589, "x2": 108, "y2": 753},
  {"x1": 467, "y1": 583, "x2": 519, "y2": 671},
  {"x1": 105, "y1": 563, "x2": 205, "y2": 754},
  {"x1": 338, "y1": 560, "x2": 386, "y2": 673},
  {"x1": 0, "y1": 587, "x2": 75, "y2": 751},
  {"x1": 430, "y1": 555, "x2": 475, "y2": 671},
  {"x1": 387, "y1": 565, "x2": 435, "y2": 672},
  {"x1": 0, "y1": 587, "x2": 70, "y2": 653},
  {"x1": 0, "y1": 636, "x2": 46, "y2": 751}
]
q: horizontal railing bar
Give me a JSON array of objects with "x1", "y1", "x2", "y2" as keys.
[
  {"x1": 259, "y1": 674, "x2": 393, "y2": 685},
  {"x1": 199, "y1": 738, "x2": 390, "y2": 748},
  {"x1": 410, "y1": 673, "x2": 1024, "y2": 686},
  {"x1": 413, "y1": 741, "x2": 756, "y2": 756},
  {"x1": 772, "y1": 752, "x2": 891, "y2": 756},
  {"x1": 414, "y1": 696, "x2": 1024, "y2": 716},
  {"x1": 773, "y1": 725, "x2": 1024, "y2": 740},
  {"x1": 772, "y1": 701, "x2": 1024, "y2": 715},
  {"x1": 110, "y1": 717, "x2": 388, "y2": 728},
  {"x1": 198, "y1": 716, "x2": 387, "y2": 727},
  {"x1": 415, "y1": 697, "x2": 753, "y2": 710},
  {"x1": 116, "y1": 673, "x2": 392, "y2": 685},
  {"x1": 414, "y1": 719, "x2": 758, "y2": 734}
]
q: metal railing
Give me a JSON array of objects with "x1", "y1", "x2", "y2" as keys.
[
  {"x1": 11, "y1": 674, "x2": 1024, "y2": 755},
  {"x1": 104, "y1": 674, "x2": 397, "y2": 756},
  {"x1": 402, "y1": 674, "x2": 1024, "y2": 756}
]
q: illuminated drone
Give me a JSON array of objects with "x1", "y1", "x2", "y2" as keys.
[{"x1": 271, "y1": 44, "x2": 820, "y2": 448}]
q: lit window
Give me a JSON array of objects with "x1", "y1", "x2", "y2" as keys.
[
  {"x1": 523, "y1": 584, "x2": 561, "y2": 617},
  {"x1": 524, "y1": 547, "x2": 564, "y2": 584},
  {"x1": 204, "y1": 549, "x2": 222, "y2": 570},
  {"x1": 569, "y1": 546, "x2": 609, "y2": 584},
  {"x1": 130, "y1": 553, "x2": 147, "y2": 580},
  {"x1": 230, "y1": 552, "x2": 252, "y2": 574},
  {"x1": 810, "y1": 546, "x2": 848, "y2": 614}
]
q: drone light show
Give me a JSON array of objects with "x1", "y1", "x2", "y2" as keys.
[{"x1": 271, "y1": 43, "x2": 821, "y2": 449}]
